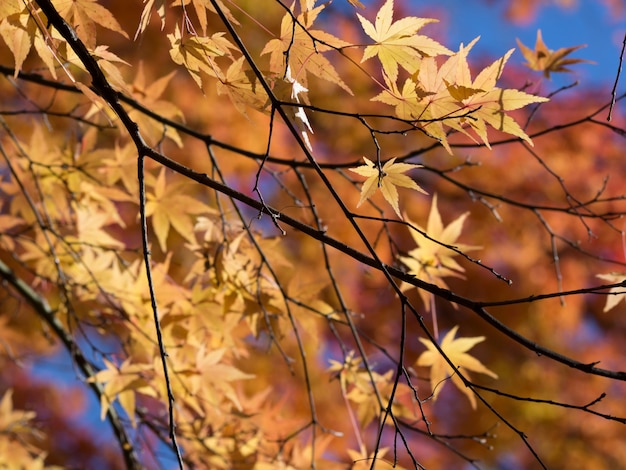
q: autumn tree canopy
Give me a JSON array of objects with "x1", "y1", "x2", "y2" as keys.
[{"x1": 0, "y1": 0, "x2": 625, "y2": 468}]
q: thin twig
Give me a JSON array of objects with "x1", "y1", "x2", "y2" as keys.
[{"x1": 608, "y1": 33, "x2": 626, "y2": 121}]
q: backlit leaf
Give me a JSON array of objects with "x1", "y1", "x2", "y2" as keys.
[
  {"x1": 399, "y1": 194, "x2": 480, "y2": 310},
  {"x1": 417, "y1": 326, "x2": 498, "y2": 409},
  {"x1": 350, "y1": 157, "x2": 427, "y2": 218},
  {"x1": 596, "y1": 273, "x2": 626, "y2": 312},
  {"x1": 357, "y1": 0, "x2": 451, "y2": 82}
]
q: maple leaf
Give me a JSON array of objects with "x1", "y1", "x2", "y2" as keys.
[
  {"x1": 357, "y1": 0, "x2": 451, "y2": 82},
  {"x1": 261, "y1": 2, "x2": 352, "y2": 94},
  {"x1": 0, "y1": 389, "x2": 37, "y2": 434},
  {"x1": 441, "y1": 40, "x2": 549, "y2": 147},
  {"x1": 596, "y1": 273, "x2": 626, "y2": 312},
  {"x1": 517, "y1": 30, "x2": 590, "y2": 79},
  {"x1": 128, "y1": 63, "x2": 185, "y2": 146},
  {"x1": 168, "y1": 24, "x2": 235, "y2": 89},
  {"x1": 216, "y1": 56, "x2": 270, "y2": 115},
  {"x1": 145, "y1": 168, "x2": 216, "y2": 252},
  {"x1": 371, "y1": 62, "x2": 458, "y2": 152},
  {"x1": 187, "y1": 345, "x2": 254, "y2": 409},
  {"x1": 417, "y1": 325, "x2": 498, "y2": 409},
  {"x1": 53, "y1": 0, "x2": 128, "y2": 49},
  {"x1": 65, "y1": 44, "x2": 130, "y2": 91},
  {"x1": 135, "y1": 0, "x2": 166, "y2": 39},
  {"x1": 101, "y1": 142, "x2": 139, "y2": 195},
  {"x1": 70, "y1": 203, "x2": 125, "y2": 249},
  {"x1": 0, "y1": 6, "x2": 31, "y2": 77},
  {"x1": 370, "y1": 38, "x2": 546, "y2": 151},
  {"x1": 0, "y1": 2, "x2": 63, "y2": 79},
  {"x1": 174, "y1": 0, "x2": 239, "y2": 36},
  {"x1": 398, "y1": 194, "x2": 480, "y2": 310},
  {"x1": 87, "y1": 359, "x2": 156, "y2": 427},
  {"x1": 349, "y1": 157, "x2": 427, "y2": 218}
]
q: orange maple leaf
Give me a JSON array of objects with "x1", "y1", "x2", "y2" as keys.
[{"x1": 516, "y1": 30, "x2": 590, "y2": 78}]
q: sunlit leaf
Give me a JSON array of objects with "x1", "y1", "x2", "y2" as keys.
[
  {"x1": 357, "y1": 0, "x2": 451, "y2": 82},
  {"x1": 417, "y1": 325, "x2": 498, "y2": 409},
  {"x1": 350, "y1": 156, "x2": 427, "y2": 218},
  {"x1": 398, "y1": 194, "x2": 480, "y2": 309},
  {"x1": 596, "y1": 273, "x2": 626, "y2": 312}
]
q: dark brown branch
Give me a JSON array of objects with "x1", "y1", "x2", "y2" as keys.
[{"x1": 608, "y1": 32, "x2": 626, "y2": 121}]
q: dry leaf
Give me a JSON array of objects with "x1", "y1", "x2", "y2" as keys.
[{"x1": 517, "y1": 30, "x2": 590, "y2": 78}]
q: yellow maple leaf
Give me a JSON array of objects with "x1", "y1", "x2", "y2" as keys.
[
  {"x1": 398, "y1": 194, "x2": 480, "y2": 310},
  {"x1": 417, "y1": 325, "x2": 498, "y2": 409},
  {"x1": 357, "y1": 0, "x2": 451, "y2": 82},
  {"x1": 65, "y1": 44, "x2": 130, "y2": 92},
  {"x1": 189, "y1": 345, "x2": 255, "y2": 410},
  {"x1": 370, "y1": 38, "x2": 546, "y2": 151},
  {"x1": 101, "y1": 142, "x2": 138, "y2": 195},
  {"x1": 261, "y1": 2, "x2": 352, "y2": 94},
  {"x1": 145, "y1": 168, "x2": 216, "y2": 252},
  {"x1": 0, "y1": 7, "x2": 31, "y2": 77},
  {"x1": 128, "y1": 63, "x2": 185, "y2": 146},
  {"x1": 517, "y1": 29, "x2": 590, "y2": 79},
  {"x1": 596, "y1": 273, "x2": 626, "y2": 312},
  {"x1": 71, "y1": 203, "x2": 125, "y2": 249},
  {"x1": 53, "y1": 0, "x2": 128, "y2": 49},
  {"x1": 0, "y1": 389, "x2": 36, "y2": 434},
  {"x1": 440, "y1": 39, "x2": 549, "y2": 147},
  {"x1": 349, "y1": 157, "x2": 427, "y2": 218},
  {"x1": 0, "y1": 2, "x2": 61, "y2": 79},
  {"x1": 216, "y1": 56, "x2": 270, "y2": 115},
  {"x1": 135, "y1": 0, "x2": 166, "y2": 39},
  {"x1": 87, "y1": 358, "x2": 156, "y2": 427},
  {"x1": 168, "y1": 24, "x2": 234, "y2": 89}
]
